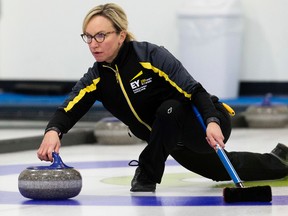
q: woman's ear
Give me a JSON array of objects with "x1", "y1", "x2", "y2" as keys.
[{"x1": 119, "y1": 31, "x2": 127, "y2": 43}]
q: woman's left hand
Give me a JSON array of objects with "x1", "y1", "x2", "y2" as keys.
[{"x1": 205, "y1": 122, "x2": 225, "y2": 149}]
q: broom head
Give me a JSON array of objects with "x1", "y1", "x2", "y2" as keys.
[{"x1": 223, "y1": 185, "x2": 272, "y2": 203}]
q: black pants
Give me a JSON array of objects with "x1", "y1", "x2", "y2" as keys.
[{"x1": 138, "y1": 99, "x2": 287, "y2": 183}]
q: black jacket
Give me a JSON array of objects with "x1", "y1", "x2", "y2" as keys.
[{"x1": 47, "y1": 41, "x2": 219, "y2": 140}]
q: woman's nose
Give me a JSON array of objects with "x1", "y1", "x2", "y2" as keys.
[{"x1": 89, "y1": 38, "x2": 99, "y2": 48}]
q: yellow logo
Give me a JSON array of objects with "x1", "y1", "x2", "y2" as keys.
[{"x1": 130, "y1": 71, "x2": 143, "y2": 82}]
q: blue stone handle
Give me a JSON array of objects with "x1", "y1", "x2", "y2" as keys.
[{"x1": 50, "y1": 152, "x2": 72, "y2": 169}]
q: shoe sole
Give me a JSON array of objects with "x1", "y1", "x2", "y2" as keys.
[
  {"x1": 271, "y1": 143, "x2": 288, "y2": 166},
  {"x1": 130, "y1": 186, "x2": 156, "y2": 192}
]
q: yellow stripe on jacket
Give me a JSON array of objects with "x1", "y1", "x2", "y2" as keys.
[{"x1": 64, "y1": 78, "x2": 100, "y2": 112}]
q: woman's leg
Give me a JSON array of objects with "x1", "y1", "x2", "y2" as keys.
[
  {"x1": 138, "y1": 99, "x2": 187, "y2": 183},
  {"x1": 138, "y1": 97, "x2": 231, "y2": 183},
  {"x1": 171, "y1": 145, "x2": 288, "y2": 181},
  {"x1": 172, "y1": 99, "x2": 287, "y2": 181}
]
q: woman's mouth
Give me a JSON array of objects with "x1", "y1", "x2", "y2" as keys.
[
  {"x1": 92, "y1": 51, "x2": 102, "y2": 58},
  {"x1": 92, "y1": 51, "x2": 105, "y2": 61}
]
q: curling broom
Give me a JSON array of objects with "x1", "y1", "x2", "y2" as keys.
[{"x1": 192, "y1": 105, "x2": 272, "y2": 203}]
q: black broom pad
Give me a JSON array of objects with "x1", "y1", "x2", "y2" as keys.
[{"x1": 223, "y1": 185, "x2": 272, "y2": 203}]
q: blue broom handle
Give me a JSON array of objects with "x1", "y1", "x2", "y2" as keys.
[{"x1": 192, "y1": 105, "x2": 243, "y2": 187}]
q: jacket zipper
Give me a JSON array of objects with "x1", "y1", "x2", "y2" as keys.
[{"x1": 103, "y1": 64, "x2": 152, "y2": 131}]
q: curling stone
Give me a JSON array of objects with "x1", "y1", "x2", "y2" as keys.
[
  {"x1": 94, "y1": 117, "x2": 144, "y2": 145},
  {"x1": 18, "y1": 152, "x2": 82, "y2": 200},
  {"x1": 244, "y1": 94, "x2": 288, "y2": 128}
]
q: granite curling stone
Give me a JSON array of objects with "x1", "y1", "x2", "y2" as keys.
[
  {"x1": 18, "y1": 152, "x2": 82, "y2": 200},
  {"x1": 94, "y1": 117, "x2": 144, "y2": 145},
  {"x1": 244, "y1": 94, "x2": 288, "y2": 128}
]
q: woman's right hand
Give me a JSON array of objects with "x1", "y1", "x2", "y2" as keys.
[
  {"x1": 37, "y1": 131, "x2": 61, "y2": 162},
  {"x1": 206, "y1": 122, "x2": 225, "y2": 150}
]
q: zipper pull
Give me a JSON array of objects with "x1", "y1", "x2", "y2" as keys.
[
  {"x1": 115, "y1": 71, "x2": 119, "y2": 83},
  {"x1": 115, "y1": 65, "x2": 120, "y2": 83}
]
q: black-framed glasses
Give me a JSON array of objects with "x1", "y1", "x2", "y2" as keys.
[{"x1": 80, "y1": 31, "x2": 116, "y2": 44}]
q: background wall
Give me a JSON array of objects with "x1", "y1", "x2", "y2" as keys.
[
  {"x1": 0, "y1": 0, "x2": 287, "y2": 94},
  {"x1": 240, "y1": 0, "x2": 288, "y2": 81},
  {"x1": 0, "y1": 0, "x2": 185, "y2": 80}
]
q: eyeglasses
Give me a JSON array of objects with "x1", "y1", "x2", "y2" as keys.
[{"x1": 81, "y1": 31, "x2": 116, "y2": 44}]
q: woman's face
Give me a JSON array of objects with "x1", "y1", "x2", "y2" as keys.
[{"x1": 85, "y1": 15, "x2": 126, "y2": 63}]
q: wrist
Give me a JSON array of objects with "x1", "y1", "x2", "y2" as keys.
[{"x1": 45, "y1": 127, "x2": 62, "y2": 139}]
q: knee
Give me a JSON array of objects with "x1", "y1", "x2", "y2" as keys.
[{"x1": 156, "y1": 100, "x2": 184, "y2": 120}]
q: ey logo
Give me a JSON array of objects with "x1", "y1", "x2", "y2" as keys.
[
  {"x1": 130, "y1": 71, "x2": 152, "y2": 94},
  {"x1": 130, "y1": 79, "x2": 140, "y2": 89},
  {"x1": 130, "y1": 71, "x2": 143, "y2": 90}
]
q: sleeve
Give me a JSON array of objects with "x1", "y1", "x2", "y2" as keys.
[
  {"x1": 145, "y1": 44, "x2": 221, "y2": 124},
  {"x1": 46, "y1": 66, "x2": 100, "y2": 135},
  {"x1": 190, "y1": 84, "x2": 222, "y2": 124}
]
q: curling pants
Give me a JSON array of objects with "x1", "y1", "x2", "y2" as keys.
[{"x1": 138, "y1": 99, "x2": 287, "y2": 183}]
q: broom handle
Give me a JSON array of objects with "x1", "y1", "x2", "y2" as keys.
[{"x1": 192, "y1": 105, "x2": 244, "y2": 188}]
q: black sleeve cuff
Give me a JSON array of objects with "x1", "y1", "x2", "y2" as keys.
[
  {"x1": 45, "y1": 127, "x2": 63, "y2": 139},
  {"x1": 206, "y1": 117, "x2": 220, "y2": 126}
]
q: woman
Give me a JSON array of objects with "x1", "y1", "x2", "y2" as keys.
[{"x1": 37, "y1": 3, "x2": 287, "y2": 192}]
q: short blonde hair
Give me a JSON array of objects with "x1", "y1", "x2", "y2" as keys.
[{"x1": 82, "y1": 3, "x2": 135, "y2": 42}]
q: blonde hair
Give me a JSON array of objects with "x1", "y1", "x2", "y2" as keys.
[{"x1": 82, "y1": 3, "x2": 135, "y2": 42}]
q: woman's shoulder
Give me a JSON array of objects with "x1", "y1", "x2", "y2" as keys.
[
  {"x1": 131, "y1": 40, "x2": 160, "y2": 50},
  {"x1": 83, "y1": 62, "x2": 100, "y2": 79},
  {"x1": 130, "y1": 41, "x2": 170, "y2": 61}
]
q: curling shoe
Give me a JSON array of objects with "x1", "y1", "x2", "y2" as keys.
[
  {"x1": 130, "y1": 166, "x2": 156, "y2": 192},
  {"x1": 271, "y1": 143, "x2": 288, "y2": 166}
]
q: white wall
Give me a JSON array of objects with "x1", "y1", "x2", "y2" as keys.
[
  {"x1": 241, "y1": 0, "x2": 288, "y2": 81},
  {"x1": 0, "y1": 0, "x2": 186, "y2": 80},
  {"x1": 0, "y1": 0, "x2": 287, "y2": 82}
]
